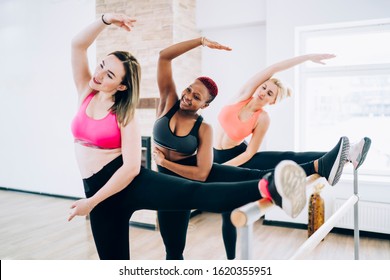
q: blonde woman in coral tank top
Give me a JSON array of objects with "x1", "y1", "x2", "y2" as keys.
[{"x1": 213, "y1": 54, "x2": 371, "y2": 176}]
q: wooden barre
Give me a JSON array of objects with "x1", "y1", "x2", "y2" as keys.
[
  {"x1": 231, "y1": 173, "x2": 322, "y2": 228},
  {"x1": 231, "y1": 199, "x2": 273, "y2": 227}
]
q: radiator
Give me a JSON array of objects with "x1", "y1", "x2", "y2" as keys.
[{"x1": 334, "y1": 199, "x2": 390, "y2": 234}]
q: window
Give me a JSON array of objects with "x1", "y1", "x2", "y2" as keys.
[{"x1": 296, "y1": 19, "x2": 390, "y2": 176}]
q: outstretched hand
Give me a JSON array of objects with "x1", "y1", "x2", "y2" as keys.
[
  {"x1": 309, "y1": 53, "x2": 336, "y2": 65},
  {"x1": 68, "y1": 198, "x2": 93, "y2": 222},
  {"x1": 103, "y1": 13, "x2": 136, "y2": 31},
  {"x1": 203, "y1": 37, "x2": 232, "y2": 51}
]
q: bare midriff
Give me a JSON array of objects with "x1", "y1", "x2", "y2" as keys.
[
  {"x1": 74, "y1": 143, "x2": 122, "y2": 179},
  {"x1": 156, "y1": 145, "x2": 196, "y2": 162},
  {"x1": 213, "y1": 123, "x2": 242, "y2": 150}
]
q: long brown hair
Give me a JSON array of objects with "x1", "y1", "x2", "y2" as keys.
[{"x1": 109, "y1": 51, "x2": 141, "y2": 126}]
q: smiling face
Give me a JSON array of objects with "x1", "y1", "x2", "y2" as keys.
[
  {"x1": 253, "y1": 80, "x2": 279, "y2": 106},
  {"x1": 89, "y1": 54, "x2": 127, "y2": 94},
  {"x1": 179, "y1": 79, "x2": 213, "y2": 111}
]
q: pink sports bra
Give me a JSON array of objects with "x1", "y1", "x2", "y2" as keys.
[
  {"x1": 71, "y1": 91, "x2": 121, "y2": 149},
  {"x1": 218, "y1": 98, "x2": 262, "y2": 142}
]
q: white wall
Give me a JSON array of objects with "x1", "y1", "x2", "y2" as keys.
[
  {"x1": 196, "y1": 0, "x2": 266, "y2": 30},
  {"x1": 0, "y1": 0, "x2": 95, "y2": 197}
]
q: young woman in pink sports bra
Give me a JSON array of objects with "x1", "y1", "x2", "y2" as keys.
[{"x1": 68, "y1": 12, "x2": 328, "y2": 260}]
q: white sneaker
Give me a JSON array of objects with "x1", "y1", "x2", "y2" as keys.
[
  {"x1": 348, "y1": 137, "x2": 371, "y2": 170},
  {"x1": 273, "y1": 160, "x2": 307, "y2": 218}
]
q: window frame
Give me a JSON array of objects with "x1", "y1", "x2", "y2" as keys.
[{"x1": 295, "y1": 18, "x2": 390, "y2": 177}]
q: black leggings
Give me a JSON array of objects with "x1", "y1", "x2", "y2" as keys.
[
  {"x1": 83, "y1": 156, "x2": 263, "y2": 260},
  {"x1": 213, "y1": 142, "x2": 325, "y2": 171},
  {"x1": 157, "y1": 157, "x2": 267, "y2": 260}
]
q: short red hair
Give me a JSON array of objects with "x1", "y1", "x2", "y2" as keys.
[{"x1": 197, "y1": 76, "x2": 218, "y2": 97}]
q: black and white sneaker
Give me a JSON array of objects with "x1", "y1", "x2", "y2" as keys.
[
  {"x1": 268, "y1": 160, "x2": 307, "y2": 218},
  {"x1": 348, "y1": 137, "x2": 371, "y2": 170},
  {"x1": 318, "y1": 136, "x2": 350, "y2": 186}
]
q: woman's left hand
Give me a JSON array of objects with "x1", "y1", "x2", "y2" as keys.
[
  {"x1": 68, "y1": 198, "x2": 93, "y2": 221},
  {"x1": 308, "y1": 53, "x2": 336, "y2": 65},
  {"x1": 203, "y1": 37, "x2": 232, "y2": 51}
]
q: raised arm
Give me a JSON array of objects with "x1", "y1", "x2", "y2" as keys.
[
  {"x1": 157, "y1": 37, "x2": 231, "y2": 117},
  {"x1": 71, "y1": 13, "x2": 135, "y2": 100},
  {"x1": 235, "y1": 53, "x2": 335, "y2": 102}
]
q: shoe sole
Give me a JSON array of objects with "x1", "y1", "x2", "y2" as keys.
[
  {"x1": 274, "y1": 160, "x2": 307, "y2": 218},
  {"x1": 328, "y1": 137, "x2": 350, "y2": 186},
  {"x1": 355, "y1": 137, "x2": 371, "y2": 170}
]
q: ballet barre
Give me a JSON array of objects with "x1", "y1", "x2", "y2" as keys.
[
  {"x1": 232, "y1": 171, "x2": 360, "y2": 260},
  {"x1": 291, "y1": 169, "x2": 360, "y2": 260},
  {"x1": 231, "y1": 199, "x2": 273, "y2": 259},
  {"x1": 290, "y1": 193, "x2": 358, "y2": 259},
  {"x1": 231, "y1": 174, "x2": 321, "y2": 259},
  {"x1": 231, "y1": 199, "x2": 273, "y2": 228}
]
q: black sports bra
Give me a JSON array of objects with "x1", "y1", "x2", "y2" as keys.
[{"x1": 153, "y1": 101, "x2": 203, "y2": 155}]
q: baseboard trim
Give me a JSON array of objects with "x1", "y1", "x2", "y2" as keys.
[
  {"x1": 129, "y1": 221, "x2": 157, "y2": 231},
  {"x1": 0, "y1": 186, "x2": 81, "y2": 200}
]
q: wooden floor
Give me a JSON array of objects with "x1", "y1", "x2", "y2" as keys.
[{"x1": 0, "y1": 189, "x2": 389, "y2": 260}]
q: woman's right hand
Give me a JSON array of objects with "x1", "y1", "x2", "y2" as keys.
[
  {"x1": 152, "y1": 147, "x2": 166, "y2": 166},
  {"x1": 68, "y1": 198, "x2": 94, "y2": 222},
  {"x1": 102, "y1": 13, "x2": 137, "y2": 31},
  {"x1": 203, "y1": 37, "x2": 232, "y2": 51}
]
